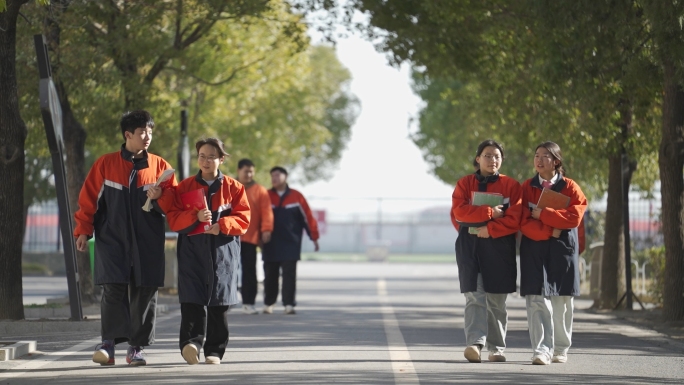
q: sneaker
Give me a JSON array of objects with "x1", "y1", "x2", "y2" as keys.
[
  {"x1": 182, "y1": 344, "x2": 200, "y2": 365},
  {"x1": 488, "y1": 351, "x2": 506, "y2": 362},
  {"x1": 552, "y1": 353, "x2": 568, "y2": 363},
  {"x1": 284, "y1": 305, "x2": 296, "y2": 315},
  {"x1": 205, "y1": 356, "x2": 221, "y2": 365},
  {"x1": 464, "y1": 345, "x2": 481, "y2": 363},
  {"x1": 262, "y1": 304, "x2": 274, "y2": 314},
  {"x1": 243, "y1": 305, "x2": 258, "y2": 315},
  {"x1": 126, "y1": 346, "x2": 146, "y2": 366},
  {"x1": 92, "y1": 340, "x2": 115, "y2": 366},
  {"x1": 532, "y1": 354, "x2": 551, "y2": 365}
]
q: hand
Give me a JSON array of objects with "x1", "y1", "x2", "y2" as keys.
[
  {"x1": 197, "y1": 208, "x2": 212, "y2": 223},
  {"x1": 491, "y1": 205, "x2": 504, "y2": 219},
  {"x1": 531, "y1": 208, "x2": 542, "y2": 220},
  {"x1": 261, "y1": 231, "x2": 272, "y2": 244},
  {"x1": 204, "y1": 223, "x2": 220, "y2": 235},
  {"x1": 313, "y1": 240, "x2": 320, "y2": 252},
  {"x1": 76, "y1": 235, "x2": 88, "y2": 252},
  {"x1": 146, "y1": 186, "x2": 162, "y2": 200},
  {"x1": 476, "y1": 226, "x2": 490, "y2": 238},
  {"x1": 552, "y1": 228, "x2": 562, "y2": 238}
]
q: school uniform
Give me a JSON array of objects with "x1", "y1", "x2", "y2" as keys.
[
  {"x1": 520, "y1": 173, "x2": 587, "y2": 360},
  {"x1": 162, "y1": 171, "x2": 250, "y2": 359},
  {"x1": 451, "y1": 171, "x2": 522, "y2": 353},
  {"x1": 239, "y1": 182, "x2": 274, "y2": 305},
  {"x1": 261, "y1": 186, "x2": 319, "y2": 307},
  {"x1": 74, "y1": 146, "x2": 176, "y2": 347}
]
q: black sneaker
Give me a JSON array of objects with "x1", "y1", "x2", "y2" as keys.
[{"x1": 126, "y1": 346, "x2": 146, "y2": 366}]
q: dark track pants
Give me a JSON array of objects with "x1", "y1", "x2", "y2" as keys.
[
  {"x1": 263, "y1": 260, "x2": 297, "y2": 307},
  {"x1": 240, "y1": 242, "x2": 258, "y2": 305},
  {"x1": 179, "y1": 303, "x2": 230, "y2": 359},
  {"x1": 100, "y1": 268, "x2": 158, "y2": 346}
]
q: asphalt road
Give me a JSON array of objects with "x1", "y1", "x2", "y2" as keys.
[{"x1": 2, "y1": 262, "x2": 684, "y2": 384}]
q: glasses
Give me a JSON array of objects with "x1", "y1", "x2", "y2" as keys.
[
  {"x1": 481, "y1": 154, "x2": 501, "y2": 161},
  {"x1": 198, "y1": 155, "x2": 219, "y2": 162}
]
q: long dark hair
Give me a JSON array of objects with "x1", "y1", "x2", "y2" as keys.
[
  {"x1": 473, "y1": 139, "x2": 505, "y2": 169},
  {"x1": 536, "y1": 141, "x2": 565, "y2": 175}
]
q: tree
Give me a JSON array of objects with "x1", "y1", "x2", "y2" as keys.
[{"x1": 0, "y1": 0, "x2": 48, "y2": 320}]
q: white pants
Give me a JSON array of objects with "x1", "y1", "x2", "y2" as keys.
[
  {"x1": 526, "y1": 295, "x2": 574, "y2": 359},
  {"x1": 463, "y1": 274, "x2": 508, "y2": 353}
]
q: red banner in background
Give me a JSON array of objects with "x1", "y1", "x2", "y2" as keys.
[{"x1": 313, "y1": 210, "x2": 327, "y2": 235}]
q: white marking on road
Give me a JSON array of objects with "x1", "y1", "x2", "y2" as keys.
[
  {"x1": 377, "y1": 279, "x2": 420, "y2": 385},
  {"x1": 0, "y1": 308, "x2": 181, "y2": 381}
]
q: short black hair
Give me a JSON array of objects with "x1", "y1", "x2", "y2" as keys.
[
  {"x1": 270, "y1": 166, "x2": 288, "y2": 175},
  {"x1": 238, "y1": 158, "x2": 255, "y2": 169},
  {"x1": 121, "y1": 110, "x2": 154, "y2": 140},
  {"x1": 195, "y1": 137, "x2": 228, "y2": 157}
]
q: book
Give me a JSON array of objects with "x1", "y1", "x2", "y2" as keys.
[
  {"x1": 537, "y1": 188, "x2": 570, "y2": 210},
  {"x1": 468, "y1": 192, "x2": 504, "y2": 234},
  {"x1": 180, "y1": 188, "x2": 211, "y2": 236},
  {"x1": 142, "y1": 168, "x2": 176, "y2": 212}
]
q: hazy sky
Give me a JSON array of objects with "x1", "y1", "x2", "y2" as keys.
[{"x1": 299, "y1": 32, "x2": 455, "y2": 217}]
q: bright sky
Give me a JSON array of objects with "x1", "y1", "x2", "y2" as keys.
[{"x1": 298, "y1": 32, "x2": 455, "y2": 218}]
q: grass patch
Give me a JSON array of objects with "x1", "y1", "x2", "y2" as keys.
[
  {"x1": 24, "y1": 303, "x2": 63, "y2": 309},
  {"x1": 301, "y1": 253, "x2": 454, "y2": 263}
]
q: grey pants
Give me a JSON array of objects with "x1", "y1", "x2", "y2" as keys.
[
  {"x1": 463, "y1": 274, "x2": 508, "y2": 353},
  {"x1": 526, "y1": 295, "x2": 574, "y2": 359},
  {"x1": 100, "y1": 272, "x2": 158, "y2": 346}
]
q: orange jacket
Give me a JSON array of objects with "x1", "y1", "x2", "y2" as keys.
[
  {"x1": 451, "y1": 173, "x2": 523, "y2": 238},
  {"x1": 240, "y1": 182, "x2": 274, "y2": 245},
  {"x1": 73, "y1": 146, "x2": 176, "y2": 286},
  {"x1": 162, "y1": 172, "x2": 250, "y2": 237},
  {"x1": 520, "y1": 176, "x2": 587, "y2": 252}
]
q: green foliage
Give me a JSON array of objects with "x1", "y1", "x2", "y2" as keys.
[
  {"x1": 643, "y1": 246, "x2": 666, "y2": 305},
  {"x1": 15, "y1": 0, "x2": 357, "y2": 206}
]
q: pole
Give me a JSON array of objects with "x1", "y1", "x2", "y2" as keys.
[
  {"x1": 178, "y1": 109, "x2": 190, "y2": 181},
  {"x1": 622, "y1": 152, "x2": 634, "y2": 310},
  {"x1": 34, "y1": 34, "x2": 83, "y2": 321}
]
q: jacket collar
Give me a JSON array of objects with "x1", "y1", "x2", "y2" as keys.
[
  {"x1": 195, "y1": 170, "x2": 225, "y2": 210},
  {"x1": 530, "y1": 173, "x2": 567, "y2": 192},
  {"x1": 271, "y1": 184, "x2": 291, "y2": 207},
  {"x1": 195, "y1": 169, "x2": 225, "y2": 186},
  {"x1": 120, "y1": 144, "x2": 149, "y2": 169},
  {"x1": 474, "y1": 170, "x2": 499, "y2": 192}
]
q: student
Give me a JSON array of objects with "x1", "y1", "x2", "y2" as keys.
[
  {"x1": 450, "y1": 139, "x2": 522, "y2": 363},
  {"x1": 161, "y1": 138, "x2": 250, "y2": 365},
  {"x1": 261, "y1": 166, "x2": 319, "y2": 315},
  {"x1": 520, "y1": 141, "x2": 587, "y2": 365},
  {"x1": 74, "y1": 110, "x2": 176, "y2": 366},
  {"x1": 236, "y1": 158, "x2": 274, "y2": 314}
]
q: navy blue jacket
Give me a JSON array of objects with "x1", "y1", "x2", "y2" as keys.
[{"x1": 262, "y1": 186, "x2": 318, "y2": 262}]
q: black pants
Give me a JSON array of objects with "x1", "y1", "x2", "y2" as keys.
[
  {"x1": 179, "y1": 303, "x2": 230, "y2": 359},
  {"x1": 263, "y1": 260, "x2": 297, "y2": 307},
  {"x1": 100, "y1": 269, "x2": 158, "y2": 346},
  {"x1": 240, "y1": 242, "x2": 258, "y2": 305}
]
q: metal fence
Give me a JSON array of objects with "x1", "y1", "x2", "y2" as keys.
[{"x1": 23, "y1": 194, "x2": 663, "y2": 255}]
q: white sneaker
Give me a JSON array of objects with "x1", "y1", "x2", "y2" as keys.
[
  {"x1": 552, "y1": 353, "x2": 568, "y2": 363},
  {"x1": 284, "y1": 305, "x2": 296, "y2": 315},
  {"x1": 488, "y1": 351, "x2": 506, "y2": 362},
  {"x1": 532, "y1": 354, "x2": 551, "y2": 365},
  {"x1": 262, "y1": 304, "x2": 274, "y2": 314},
  {"x1": 205, "y1": 356, "x2": 221, "y2": 365},
  {"x1": 464, "y1": 345, "x2": 481, "y2": 363},
  {"x1": 242, "y1": 305, "x2": 258, "y2": 315},
  {"x1": 182, "y1": 344, "x2": 199, "y2": 365}
]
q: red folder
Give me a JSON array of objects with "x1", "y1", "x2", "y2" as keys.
[{"x1": 180, "y1": 189, "x2": 211, "y2": 236}]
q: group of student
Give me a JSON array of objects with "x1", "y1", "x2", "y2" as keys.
[
  {"x1": 451, "y1": 139, "x2": 587, "y2": 365},
  {"x1": 73, "y1": 110, "x2": 319, "y2": 366}
]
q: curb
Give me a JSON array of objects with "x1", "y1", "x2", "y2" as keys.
[{"x1": 0, "y1": 341, "x2": 37, "y2": 361}]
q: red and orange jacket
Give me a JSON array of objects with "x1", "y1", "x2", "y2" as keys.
[
  {"x1": 240, "y1": 182, "x2": 274, "y2": 246},
  {"x1": 451, "y1": 173, "x2": 523, "y2": 238},
  {"x1": 520, "y1": 176, "x2": 587, "y2": 252},
  {"x1": 73, "y1": 146, "x2": 176, "y2": 287},
  {"x1": 261, "y1": 186, "x2": 318, "y2": 262},
  {"x1": 160, "y1": 171, "x2": 250, "y2": 305}
]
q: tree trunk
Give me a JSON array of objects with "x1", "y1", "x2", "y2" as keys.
[
  {"x1": 598, "y1": 154, "x2": 626, "y2": 309},
  {"x1": 43, "y1": 0, "x2": 96, "y2": 303},
  {"x1": 0, "y1": 0, "x2": 30, "y2": 320},
  {"x1": 659, "y1": 60, "x2": 684, "y2": 321}
]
